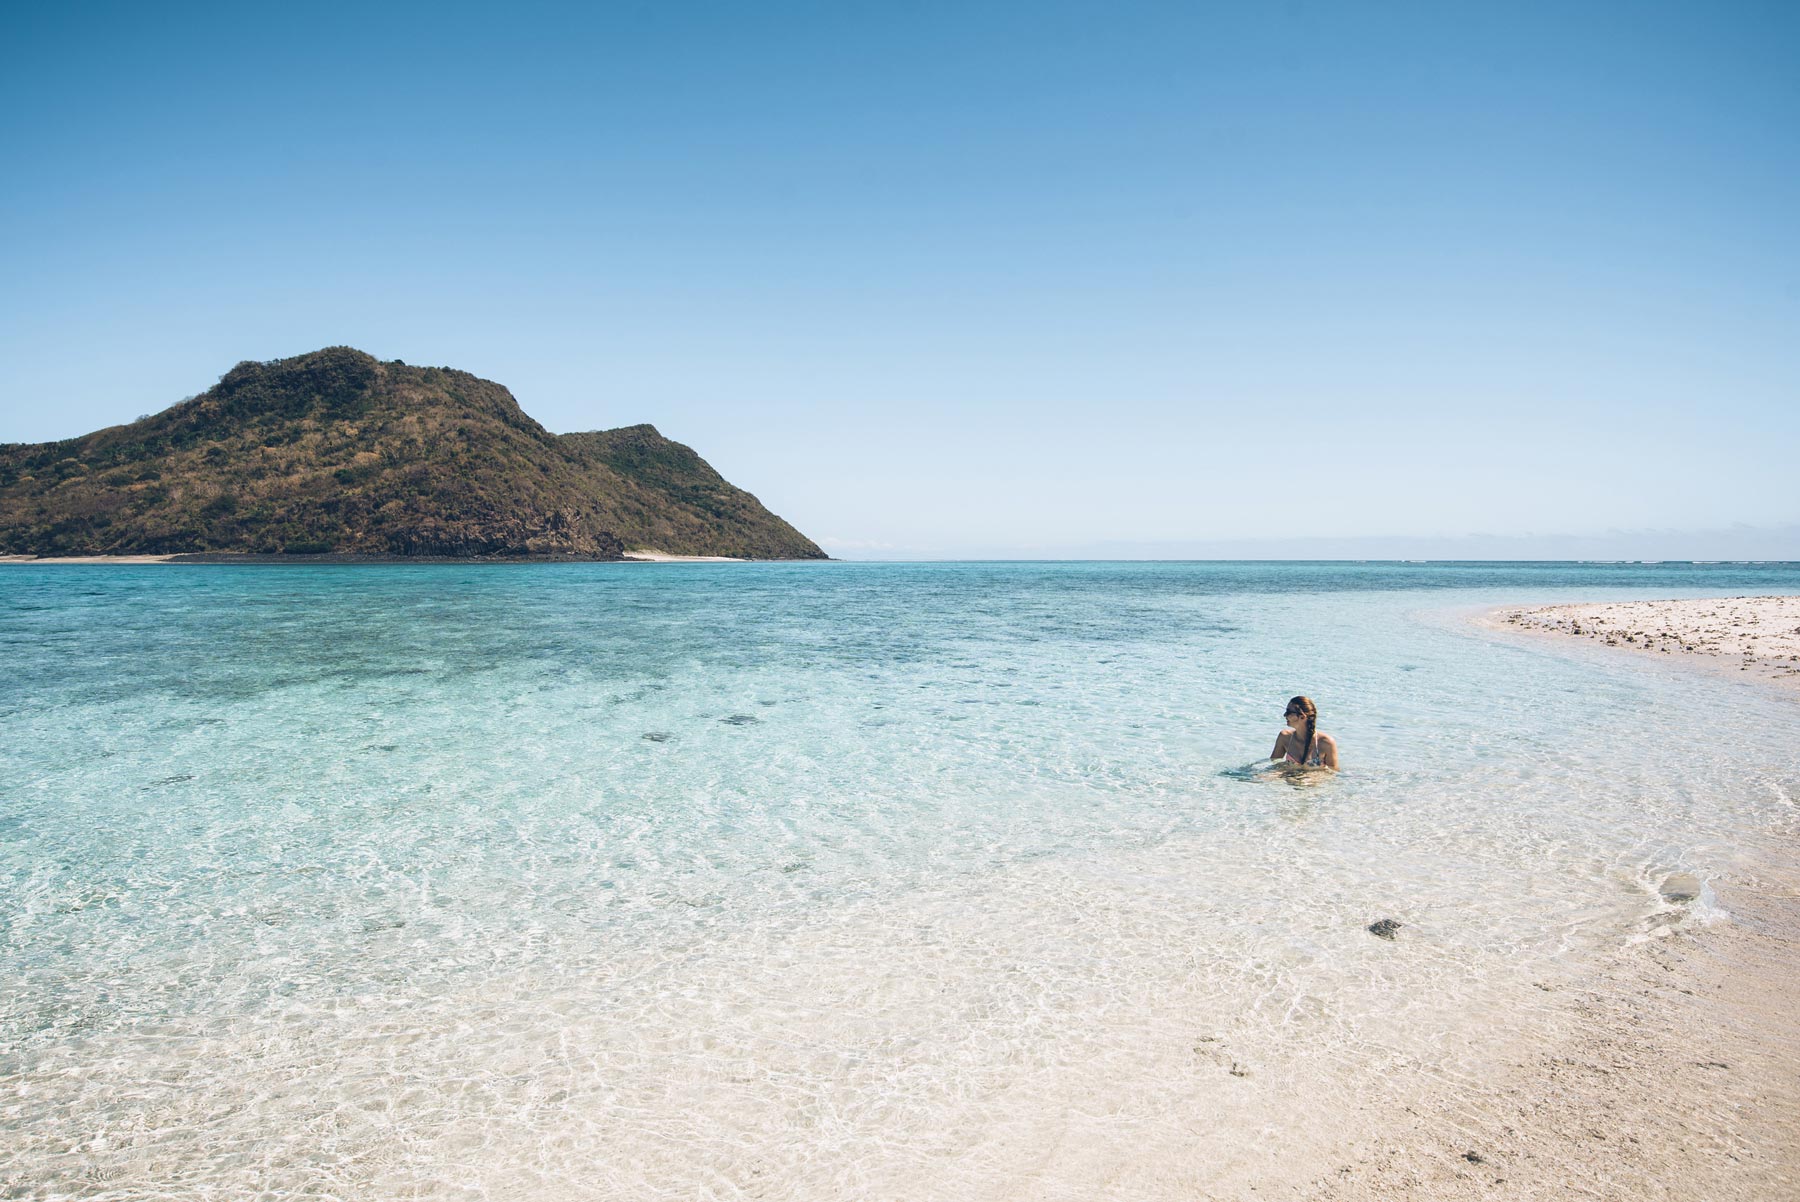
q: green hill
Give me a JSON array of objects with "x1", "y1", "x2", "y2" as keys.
[{"x1": 0, "y1": 347, "x2": 826, "y2": 560}]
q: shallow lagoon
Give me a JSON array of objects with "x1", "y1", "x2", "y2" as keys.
[{"x1": 3, "y1": 561, "x2": 1797, "y2": 1198}]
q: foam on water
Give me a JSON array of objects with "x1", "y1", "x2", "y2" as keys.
[{"x1": 3, "y1": 561, "x2": 1797, "y2": 1198}]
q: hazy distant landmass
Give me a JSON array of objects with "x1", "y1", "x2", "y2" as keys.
[
  {"x1": 0, "y1": 347, "x2": 825, "y2": 560},
  {"x1": 829, "y1": 527, "x2": 1800, "y2": 562}
]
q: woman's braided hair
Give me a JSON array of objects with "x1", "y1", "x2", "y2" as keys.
[{"x1": 1287, "y1": 695, "x2": 1318, "y2": 765}]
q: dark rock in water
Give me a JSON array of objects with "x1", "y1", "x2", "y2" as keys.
[
  {"x1": 1463, "y1": 1151, "x2": 1485, "y2": 1164},
  {"x1": 641, "y1": 732, "x2": 673, "y2": 743},
  {"x1": 1367, "y1": 918, "x2": 1403, "y2": 940},
  {"x1": 1659, "y1": 873, "x2": 1702, "y2": 903},
  {"x1": 720, "y1": 714, "x2": 760, "y2": 726}
]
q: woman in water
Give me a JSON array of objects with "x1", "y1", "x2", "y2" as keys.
[{"x1": 1271, "y1": 695, "x2": 1338, "y2": 770}]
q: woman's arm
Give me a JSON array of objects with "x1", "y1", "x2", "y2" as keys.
[
  {"x1": 1318, "y1": 734, "x2": 1339, "y2": 770},
  {"x1": 1270, "y1": 729, "x2": 1290, "y2": 761}
]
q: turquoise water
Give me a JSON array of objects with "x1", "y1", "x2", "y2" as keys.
[{"x1": 4, "y1": 561, "x2": 1798, "y2": 1199}]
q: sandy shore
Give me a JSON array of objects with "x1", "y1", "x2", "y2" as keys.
[
  {"x1": 621, "y1": 549, "x2": 746, "y2": 562},
  {"x1": 0, "y1": 553, "x2": 182, "y2": 564},
  {"x1": 1487, "y1": 595, "x2": 1800, "y2": 694},
  {"x1": 1308, "y1": 867, "x2": 1800, "y2": 1200},
  {"x1": 1362, "y1": 598, "x2": 1800, "y2": 1201}
]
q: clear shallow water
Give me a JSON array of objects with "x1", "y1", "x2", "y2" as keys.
[{"x1": 3, "y1": 561, "x2": 1798, "y2": 1199}]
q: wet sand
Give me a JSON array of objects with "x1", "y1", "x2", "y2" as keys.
[
  {"x1": 1304, "y1": 868, "x2": 1800, "y2": 1200},
  {"x1": 1381, "y1": 598, "x2": 1800, "y2": 1201}
]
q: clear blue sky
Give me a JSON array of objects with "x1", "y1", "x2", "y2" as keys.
[{"x1": 3, "y1": 1, "x2": 1795, "y2": 558}]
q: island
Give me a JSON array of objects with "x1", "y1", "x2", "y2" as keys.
[{"x1": 0, "y1": 347, "x2": 826, "y2": 561}]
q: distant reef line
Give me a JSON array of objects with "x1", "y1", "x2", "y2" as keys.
[
  {"x1": 0, "y1": 346, "x2": 826, "y2": 561},
  {"x1": 1, "y1": 552, "x2": 747, "y2": 565}
]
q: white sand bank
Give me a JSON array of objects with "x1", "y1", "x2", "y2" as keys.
[
  {"x1": 620, "y1": 549, "x2": 747, "y2": 562},
  {"x1": 0, "y1": 554, "x2": 181, "y2": 564},
  {"x1": 1487, "y1": 595, "x2": 1800, "y2": 694}
]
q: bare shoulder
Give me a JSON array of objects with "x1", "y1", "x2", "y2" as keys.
[{"x1": 1316, "y1": 731, "x2": 1340, "y2": 768}]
